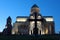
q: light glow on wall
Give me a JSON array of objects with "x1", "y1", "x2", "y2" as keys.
[
  {"x1": 16, "y1": 18, "x2": 27, "y2": 22},
  {"x1": 30, "y1": 16, "x2": 34, "y2": 19},
  {"x1": 46, "y1": 28, "x2": 48, "y2": 34},
  {"x1": 12, "y1": 31, "x2": 15, "y2": 34},
  {"x1": 30, "y1": 21, "x2": 35, "y2": 27},
  {"x1": 45, "y1": 18, "x2": 53, "y2": 21},
  {"x1": 37, "y1": 16, "x2": 41, "y2": 19}
]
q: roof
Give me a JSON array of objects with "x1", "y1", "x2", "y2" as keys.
[
  {"x1": 16, "y1": 16, "x2": 53, "y2": 18},
  {"x1": 31, "y1": 4, "x2": 39, "y2": 8},
  {"x1": 16, "y1": 16, "x2": 29, "y2": 18},
  {"x1": 43, "y1": 16, "x2": 53, "y2": 18}
]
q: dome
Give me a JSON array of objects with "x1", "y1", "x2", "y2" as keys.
[{"x1": 31, "y1": 4, "x2": 39, "y2": 8}]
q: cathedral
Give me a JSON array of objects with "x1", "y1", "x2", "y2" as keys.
[{"x1": 12, "y1": 4, "x2": 55, "y2": 35}]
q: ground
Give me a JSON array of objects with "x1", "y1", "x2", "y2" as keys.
[{"x1": 0, "y1": 34, "x2": 60, "y2": 40}]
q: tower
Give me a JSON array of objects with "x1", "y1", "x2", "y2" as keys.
[
  {"x1": 6, "y1": 16, "x2": 12, "y2": 28},
  {"x1": 6, "y1": 16, "x2": 12, "y2": 35}
]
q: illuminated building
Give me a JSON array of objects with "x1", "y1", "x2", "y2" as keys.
[{"x1": 12, "y1": 4, "x2": 55, "y2": 35}]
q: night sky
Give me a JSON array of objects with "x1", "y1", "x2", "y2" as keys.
[{"x1": 0, "y1": 0, "x2": 60, "y2": 33}]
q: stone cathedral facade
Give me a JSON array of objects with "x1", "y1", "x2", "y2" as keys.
[{"x1": 12, "y1": 4, "x2": 55, "y2": 35}]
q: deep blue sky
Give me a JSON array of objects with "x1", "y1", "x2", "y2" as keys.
[{"x1": 0, "y1": 0, "x2": 60, "y2": 33}]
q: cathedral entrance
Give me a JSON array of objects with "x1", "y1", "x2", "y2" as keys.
[
  {"x1": 33, "y1": 27, "x2": 38, "y2": 35},
  {"x1": 40, "y1": 30, "x2": 41, "y2": 35}
]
